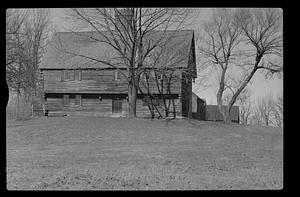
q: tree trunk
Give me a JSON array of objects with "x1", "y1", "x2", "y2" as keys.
[
  {"x1": 224, "y1": 106, "x2": 232, "y2": 123},
  {"x1": 128, "y1": 82, "x2": 137, "y2": 118},
  {"x1": 216, "y1": 66, "x2": 228, "y2": 122},
  {"x1": 172, "y1": 98, "x2": 176, "y2": 118},
  {"x1": 16, "y1": 63, "x2": 21, "y2": 119},
  {"x1": 217, "y1": 101, "x2": 230, "y2": 123},
  {"x1": 225, "y1": 67, "x2": 259, "y2": 124},
  {"x1": 16, "y1": 90, "x2": 20, "y2": 118}
]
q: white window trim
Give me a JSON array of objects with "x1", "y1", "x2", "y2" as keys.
[{"x1": 115, "y1": 70, "x2": 120, "y2": 81}]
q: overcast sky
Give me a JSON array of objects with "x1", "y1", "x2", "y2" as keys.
[{"x1": 50, "y1": 8, "x2": 283, "y2": 105}]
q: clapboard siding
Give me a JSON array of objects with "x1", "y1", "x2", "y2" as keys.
[
  {"x1": 44, "y1": 93, "x2": 182, "y2": 117},
  {"x1": 136, "y1": 98, "x2": 182, "y2": 117},
  {"x1": 42, "y1": 68, "x2": 186, "y2": 117},
  {"x1": 81, "y1": 99, "x2": 111, "y2": 112},
  {"x1": 138, "y1": 71, "x2": 182, "y2": 95},
  {"x1": 43, "y1": 69, "x2": 182, "y2": 94},
  {"x1": 45, "y1": 98, "x2": 63, "y2": 111},
  {"x1": 43, "y1": 69, "x2": 127, "y2": 94}
]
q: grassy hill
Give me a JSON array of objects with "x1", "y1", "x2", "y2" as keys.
[{"x1": 6, "y1": 116, "x2": 283, "y2": 190}]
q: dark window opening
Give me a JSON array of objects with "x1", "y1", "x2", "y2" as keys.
[{"x1": 112, "y1": 99, "x2": 122, "y2": 113}]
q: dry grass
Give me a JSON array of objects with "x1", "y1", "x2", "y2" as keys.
[{"x1": 6, "y1": 116, "x2": 283, "y2": 190}]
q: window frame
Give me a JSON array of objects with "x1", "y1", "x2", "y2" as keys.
[
  {"x1": 62, "y1": 94, "x2": 70, "y2": 106},
  {"x1": 75, "y1": 95, "x2": 82, "y2": 106},
  {"x1": 62, "y1": 70, "x2": 76, "y2": 81},
  {"x1": 114, "y1": 70, "x2": 120, "y2": 81},
  {"x1": 69, "y1": 70, "x2": 75, "y2": 81},
  {"x1": 61, "y1": 70, "x2": 64, "y2": 81},
  {"x1": 64, "y1": 70, "x2": 70, "y2": 81},
  {"x1": 75, "y1": 70, "x2": 82, "y2": 81},
  {"x1": 152, "y1": 98, "x2": 163, "y2": 106}
]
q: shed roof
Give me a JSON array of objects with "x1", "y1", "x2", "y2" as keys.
[
  {"x1": 40, "y1": 30, "x2": 195, "y2": 70},
  {"x1": 205, "y1": 105, "x2": 239, "y2": 122},
  {"x1": 192, "y1": 92, "x2": 206, "y2": 103}
]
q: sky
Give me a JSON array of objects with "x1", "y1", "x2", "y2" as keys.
[{"x1": 49, "y1": 8, "x2": 283, "y2": 105}]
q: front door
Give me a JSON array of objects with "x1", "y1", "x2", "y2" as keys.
[{"x1": 112, "y1": 99, "x2": 122, "y2": 113}]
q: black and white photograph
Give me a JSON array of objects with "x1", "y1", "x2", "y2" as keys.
[{"x1": 6, "y1": 7, "x2": 283, "y2": 190}]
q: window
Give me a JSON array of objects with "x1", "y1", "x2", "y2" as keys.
[
  {"x1": 142, "y1": 97, "x2": 150, "y2": 106},
  {"x1": 157, "y1": 74, "x2": 163, "y2": 80},
  {"x1": 64, "y1": 70, "x2": 70, "y2": 81},
  {"x1": 151, "y1": 70, "x2": 156, "y2": 79},
  {"x1": 62, "y1": 70, "x2": 75, "y2": 81},
  {"x1": 62, "y1": 95, "x2": 69, "y2": 106},
  {"x1": 142, "y1": 100, "x2": 148, "y2": 106},
  {"x1": 152, "y1": 98, "x2": 163, "y2": 106},
  {"x1": 151, "y1": 70, "x2": 162, "y2": 81},
  {"x1": 75, "y1": 95, "x2": 81, "y2": 106},
  {"x1": 112, "y1": 99, "x2": 122, "y2": 113},
  {"x1": 114, "y1": 70, "x2": 120, "y2": 81},
  {"x1": 61, "y1": 70, "x2": 64, "y2": 81},
  {"x1": 141, "y1": 72, "x2": 150, "y2": 82},
  {"x1": 75, "y1": 70, "x2": 81, "y2": 81},
  {"x1": 69, "y1": 70, "x2": 75, "y2": 81}
]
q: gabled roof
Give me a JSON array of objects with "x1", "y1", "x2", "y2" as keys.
[
  {"x1": 40, "y1": 30, "x2": 195, "y2": 70},
  {"x1": 192, "y1": 92, "x2": 206, "y2": 103}
]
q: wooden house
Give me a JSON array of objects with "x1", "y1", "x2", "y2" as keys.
[
  {"x1": 191, "y1": 92, "x2": 206, "y2": 120},
  {"x1": 205, "y1": 105, "x2": 240, "y2": 123},
  {"x1": 39, "y1": 30, "x2": 197, "y2": 117}
]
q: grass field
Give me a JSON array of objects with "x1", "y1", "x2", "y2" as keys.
[{"x1": 6, "y1": 116, "x2": 283, "y2": 190}]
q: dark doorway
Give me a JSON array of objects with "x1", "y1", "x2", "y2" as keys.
[{"x1": 112, "y1": 99, "x2": 122, "y2": 113}]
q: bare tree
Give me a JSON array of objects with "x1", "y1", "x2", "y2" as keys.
[
  {"x1": 271, "y1": 93, "x2": 283, "y2": 128},
  {"x1": 250, "y1": 105, "x2": 262, "y2": 126},
  {"x1": 238, "y1": 89, "x2": 252, "y2": 125},
  {"x1": 6, "y1": 9, "x2": 29, "y2": 116},
  {"x1": 255, "y1": 93, "x2": 275, "y2": 126},
  {"x1": 224, "y1": 87, "x2": 252, "y2": 124},
  {"x1": 23, "y1": 9, "x2": 51, "y2": 102},
  {"x1": 6, "y1": 9, "x2": 51, "y2": 118},
  {"x1": 199, "y1": 8, "x2": 243, "y2": 123},
  {"x1": 199, "y1": 8, "x2": 283, "y2": 123},
  {"x1": 58, "y1": 8, "x2": 194, "y2": 118}
]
